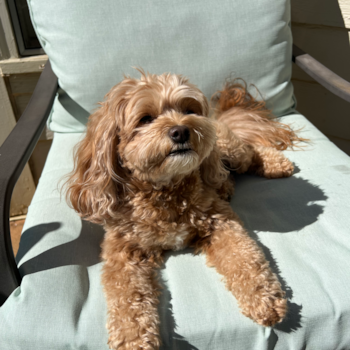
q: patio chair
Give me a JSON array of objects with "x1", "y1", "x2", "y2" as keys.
[{"x1": 1, "y1": 0, "x2": 350, "y2": 349}]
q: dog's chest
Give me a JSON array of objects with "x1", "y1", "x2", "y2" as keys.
[
  {"x1": 160, "y1": 223, "x2": 191, "y2": 250},
  {"x1": 147, "y1": 197, "x2": 213, "y2": 250},
  {"x1": 130, "y1": 196, "x2": 200, "y2": 250},
  {"x1": 129, "y1": 181, "x2": 214, "y2": 250}
]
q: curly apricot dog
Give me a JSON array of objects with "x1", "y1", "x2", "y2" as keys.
[{"x1": 66, "y1": 71, "x2": 301, "y2": 349}]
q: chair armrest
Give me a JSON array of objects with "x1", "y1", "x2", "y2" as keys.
[
  {"x1": 292, "y1": 44, "x2": 350, "y2": 103},
  {"x1": 0, "y1": 61, "x2": 58, "y2": 305}
]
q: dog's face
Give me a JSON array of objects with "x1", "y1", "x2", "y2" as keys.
[{"x1": 110, "y1": 73, "x2": 217, "y2": 183}]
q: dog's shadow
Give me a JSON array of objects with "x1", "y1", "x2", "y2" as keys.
[{"x1": 231, "y1": 172, "x2": 327, "y2": 233}]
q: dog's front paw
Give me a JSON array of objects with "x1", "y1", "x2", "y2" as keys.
[
  {"x1": 108, "y1": 329, "x2": 160, "y2": 350},
  {"x1": 240, "y1": 286, "x2": 287, "y2": 327}
]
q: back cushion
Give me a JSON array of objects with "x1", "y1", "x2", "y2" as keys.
[{"x1": 28, "y1": 0, "x2": 295, "y2": 133}]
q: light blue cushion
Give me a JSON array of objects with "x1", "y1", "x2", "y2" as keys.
[
  {"x1": 1, "y1": 113, "x2": 350, "y2": 349},
  {"x1": 28, "y1": 0, "x2": 295, "y2": 133}
]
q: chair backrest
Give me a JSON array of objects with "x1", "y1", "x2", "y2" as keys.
[{"x1": 28, "y1": 0, "x2": 295, "y2": 133}]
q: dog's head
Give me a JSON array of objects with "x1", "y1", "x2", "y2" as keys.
[
  {"x1": 66, "y1": 71, "x2": 226, "y2": 222},
  {"x1": 114, "y1": 72, "x2": 216, "y2": 183}
]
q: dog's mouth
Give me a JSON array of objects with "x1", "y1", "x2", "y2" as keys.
[{"x1": 168, "y1": 147, "x2": 193, "y2": 156}]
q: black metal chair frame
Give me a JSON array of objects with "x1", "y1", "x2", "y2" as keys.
[{"x1": 1, "y1": 46, "x2": 349, "y2": 306}]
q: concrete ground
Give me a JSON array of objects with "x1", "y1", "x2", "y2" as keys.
[{"x1": 10, "y1": 218, "x2": 25, "y2": 256}]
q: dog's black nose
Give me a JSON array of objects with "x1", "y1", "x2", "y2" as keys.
[{"x1": 168, "y1": 125, "x2": 190, "y2": 144}]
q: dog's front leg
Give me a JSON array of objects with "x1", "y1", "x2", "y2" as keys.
[
  {"x1": 101, "y1": 236, "x2": 162, "y2": 350},
  {"x1": 203, "y1": 215, "x2": 287, "y2": 326}
]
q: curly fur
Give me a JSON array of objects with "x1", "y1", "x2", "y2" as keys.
[
  {"x1": 212, "y1": 79, "x2": 303, "y2": 150},
  {"x1": 65, "y1": 71, "x2": 303, "y2": 349}
]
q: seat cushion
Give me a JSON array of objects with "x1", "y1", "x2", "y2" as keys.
[
  {"x1": 28, "y1": 0, "x2": 295, "y2": 133},
  {"x1": 1, "y1": 113, "x2": 350, "y2": 349}
]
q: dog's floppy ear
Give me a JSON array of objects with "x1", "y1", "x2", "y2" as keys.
[{"x1": 64, "y1": 85, "x2": 130, "y2": 224}]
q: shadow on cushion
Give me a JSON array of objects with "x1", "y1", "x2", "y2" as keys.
[
  {"x1": 232, "y1": 174, "x2": 328, "y2": 233},
  {"x1": 17, "y1": 220, "x2": 105, "y2": 276}
]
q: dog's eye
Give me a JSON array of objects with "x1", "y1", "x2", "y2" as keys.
[
  {"x1": 184, "y1": 110, "x2": 196, "y2": 115},
  {"x1": 139, "y1": 115, "x2": 154, "y2": 125}
]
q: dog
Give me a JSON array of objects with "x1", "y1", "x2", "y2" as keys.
[{"x1": 65, "y1": 70, "x2": 302, "y2": 349}]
